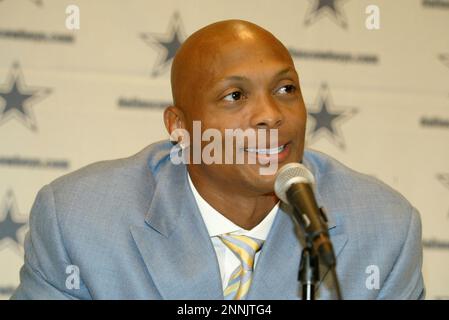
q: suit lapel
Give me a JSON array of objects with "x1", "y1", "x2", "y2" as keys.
[
  {"x1": 247, "y1": 204, "x2": 303, "y2": 299},
  {"x1": 315, "y1": 224, "x2": 347, "y2": 299},
  {"x1": 130, "y1": 161, "x2": 223, "y2": 299},
  {"x1": 247, "y1": 151, "x2": 349, "y2": 300}
]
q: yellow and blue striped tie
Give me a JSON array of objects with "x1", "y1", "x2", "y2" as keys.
[{"x1": 219, "y1": 234, "x2": 264, "y2": 300}]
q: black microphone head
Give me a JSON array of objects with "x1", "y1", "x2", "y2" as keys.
[{"x1": 274, "y1": 162, "x2": 315, "y2": 204}]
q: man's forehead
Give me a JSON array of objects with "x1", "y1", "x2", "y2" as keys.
[
  {"x1": 171, "y1": 20, "x2": 294, "y2": 105},
  {"x1": 202, "y1": 41, "x2": 295, "y2": 83},
  {"x1": 202, "y1": 27, "x2": 289, "y2": 60}
]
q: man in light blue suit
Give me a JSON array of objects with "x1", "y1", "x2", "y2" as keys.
[{"x1": 12, "y1": 20, "x2": 424, "y2": 300}]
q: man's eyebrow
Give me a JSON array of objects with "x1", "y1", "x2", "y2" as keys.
[
  {"x1": 219, "y1": 67, "x2": 297, "y2": 83},
  {"x1": 220, "y1": 75, "x2": 249, "y2": 82},
  {"x1": 274, "y1": 67, "x2": 297, "y2": 78}
]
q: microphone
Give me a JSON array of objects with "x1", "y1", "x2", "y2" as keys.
[{"x1": 274, "y1": 162, "x2": 336, "y2": 268}]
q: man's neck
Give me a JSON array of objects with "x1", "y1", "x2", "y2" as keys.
[{"x1": 187, "y1": 170, "x2": 278, "y2": 230}]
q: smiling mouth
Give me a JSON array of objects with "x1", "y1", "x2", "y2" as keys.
[{"x1": 244, "y1": 143, "x2": 289, "y2": 155}]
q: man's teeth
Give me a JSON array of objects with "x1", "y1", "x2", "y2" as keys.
[{"x1": 245, "y1": 145, "x2": 285, "y2": 155}]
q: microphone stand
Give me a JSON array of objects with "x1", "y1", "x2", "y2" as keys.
[
  {"x1": 295, "y1": 207, "x2": 343, "y2": 300},
  {"x1": 298, "y1": 239, "x2": 319, "y2": 300}
]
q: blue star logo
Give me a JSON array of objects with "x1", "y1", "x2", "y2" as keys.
[
  {"x1": 140, "y1": 12, "x2": 186, "y2": 77},
  {"x1": 304, "y1": 0, "x2": 348, "y2": 29},
  {"x1": 306, "y1": 83, "x2": 357, "y2": 150},
  {"x1": 0, "y1": 63, "x2": 51, "y2": 131},
  {"x1": 0, "y1": 190, "x2": 28, "y2": 251}
]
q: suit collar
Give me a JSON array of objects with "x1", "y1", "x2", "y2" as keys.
[
  {"x1": 144, "y1": 147, "x2": 337, "y2": 235},
  {"x1": 188, "y1": 171, "x2": 280, "y2": 240}
]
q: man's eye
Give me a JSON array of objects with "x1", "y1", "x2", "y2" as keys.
[
  {"x1": 277, "y1": 84, "x2": 296, "y2": 95},
  {"x1": 223, "y1": 91, "x2": 243, "y2": 102}
]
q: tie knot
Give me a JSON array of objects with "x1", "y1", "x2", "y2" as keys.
[{"x1": 219, "y1": 234, "x2": 264, "y2": 270}]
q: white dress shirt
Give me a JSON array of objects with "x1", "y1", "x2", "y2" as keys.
[{"x1": 187, "y1": 174, "x2": 279, "y2": 289}]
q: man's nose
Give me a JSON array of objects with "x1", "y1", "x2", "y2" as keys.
[{"x1": 250, "y1": 94, "x2": 284, "y2": 129}]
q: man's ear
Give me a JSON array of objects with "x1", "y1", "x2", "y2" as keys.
[{"x1": 164, "y1": 105, "x2": 185, "y2": 138}]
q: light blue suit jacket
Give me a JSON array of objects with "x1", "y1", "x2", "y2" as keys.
[{"x1": 12, "y1": 141, "x2": 425, "y2": 299}]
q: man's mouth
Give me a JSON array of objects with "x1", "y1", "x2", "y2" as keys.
[
  {"x1": 244, "y1": 144, "x2": 287, "y2": 155},
  {"x1": 242, "y1": 142, "x2": 292, "y2": 164}
]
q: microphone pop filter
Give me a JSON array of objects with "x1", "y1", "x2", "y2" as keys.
[{"x1": 274, "y1": 162, "x2": 315, "y2": 204}]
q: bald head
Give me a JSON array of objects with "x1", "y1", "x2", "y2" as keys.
[{"x1": 170, "y1": 20, "x2": 294, "y2": 111}]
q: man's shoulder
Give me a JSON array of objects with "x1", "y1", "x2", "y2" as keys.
[
  {"x1": 303, "y1": 150, "x2": 423, "y2": 300},
  {"x1": 304, "y1": 149, "x2": 413, "y2": 206},
  {"x1": 50, "y1": 140, "x2": 172, "y2": 192},
  {"x1": 41, "y1": 140, "x2": 173, "y2": 221},
  {"x1": 303, "y1": 149, "x2": 418, "y2": 233}
]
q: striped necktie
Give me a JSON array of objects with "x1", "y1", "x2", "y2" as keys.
[{"x1": 219, "y1": 234, "x2": 264, "y2": 300}]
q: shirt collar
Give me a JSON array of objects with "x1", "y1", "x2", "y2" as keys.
[{"x1": 187, "y1": 173, "x2": 279, "y2": 241}]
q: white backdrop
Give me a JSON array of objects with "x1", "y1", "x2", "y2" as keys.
[{"x1": 0, "y1": 0, "x2": 448, "y2": 299}]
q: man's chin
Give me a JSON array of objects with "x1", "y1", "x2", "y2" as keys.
[
  {"x1": 245, "y1": 165, "x2": 278, "y2": 194},
  {"x1": 245, "y1": 155, "x2": 302, "y2": 193}
]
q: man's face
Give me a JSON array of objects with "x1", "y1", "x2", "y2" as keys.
[{"x1": 180, "y1": 33, "x2": 307, "y2": 195}]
